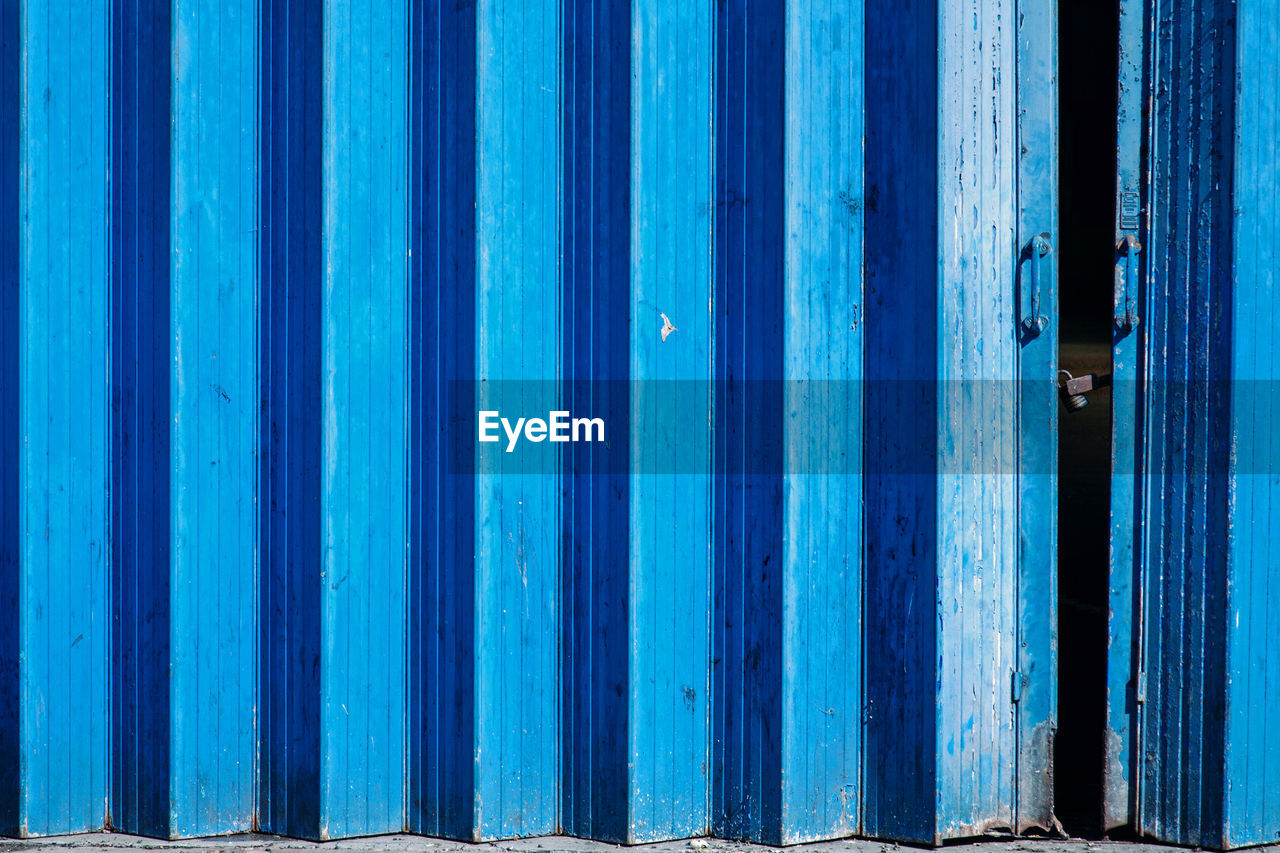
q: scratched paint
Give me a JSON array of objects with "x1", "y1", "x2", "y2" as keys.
[
  {"x1": 712, "y1": 0, "x2": 864, "y2": 845},
  {"x1": 24, "y1": 0, "x2": 1280, "y2": 845},
  {"x1": 1, "y1": 0, "x2": 111, "y2": 837},
  {"x1": 3, "y1": 0, "x2": 1046, "y2": 842},
  {"x1": 110, "y1": 0, "x2": 259, "y2": 837},
  {"x1": 319, "y1": 0, "x2": 409, "y2": 838},
  {"x1": 864, "y1": 0, "x2": 1058, "y2": 842},
  {"x1": 1108, "y1": 0, "x2": 1280, "y2": 848}
]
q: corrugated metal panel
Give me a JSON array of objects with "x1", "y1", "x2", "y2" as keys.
[
  {"x1": 626, "y1": 0, "x2": 713, "y2": 842},
  {"x1": 170, "y1": 0, "x2": 259, "y2": 835},
  {"x1": 472, "y1": 0, "x2": 561, "y2": 838},
  {"x1": 1, "y1": 0, "x2": 1066, "y2": 844},
  {"x1": 258, "y1": 0, "x2": 323, "y2": 838},
  {"x1": 1222, "y1": 0, "x2": 1280, "y2": 845},
  {"x1": 0, "y1": 0, "x2": 17, "y2": 827},
  {"x1": 111, "y1": 0, "x2": 259, "y2": 837},
  {"x1": 863, "y1": 0, "x2": 1058, "y2": 843},
  {"x1": 321, "y1": 0, "x2": 409, "y2": 837},
  {"x1": 406, "y1": 0, "x2": 476, "y2": 840},
  {"x1": 3, "y1": 0, "x2": 112, "y2": 836},
  {"x1": 712, "y1": 0, "x2": 863, "y2": 844},
  {"x1": 259, "y1": 0, "x2": 411, "y2": 838},
  {"x1": 1107, "y1": 0, "x2": 1280, "y2": 847}
]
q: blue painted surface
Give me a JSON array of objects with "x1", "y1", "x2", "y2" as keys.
[
  {"x1": 630, "y1": 0, "x2": 714, "y2": 842},
  {"x1": 560, "y1": 0, "x2": 631, "y2": 842},
  {"x1": 1013, "y1": 0, "x2": 1058, "y2": 832},
  {"x1": 777, "y1": 0, "x2": 864, "y2": 840},
  {"x1": 168, "y1": 0, "x2": 259, "y2": 835},
  {"x1": 321, "y1": 0, "x2": 409, "y2": 837},
  {"x1": 863, "y1": 0, "x2": 1056, "y2": 842},
  {"x1": 863, "y1": 0, "x2": 939, "y2": 840},
  {"x1": 109, "y1": 0, "x2": 260, "y2": 834},
  {"x1": 20, "y1": 0, "x2": 1272, "y2": 843},
  {"x1": 111, "y1": 0, "x2": 173, "y2": 837},
  {"x1": 1109, "y1": 0, "x2": 1233, "y2": 846},
  {"x1": 471, "y1": 0, "x2": 560, "y2": 837},
  {"x1": 258, "y1": 0, "x2": 324, "y2": 838},
  {"x1": 6, "y1": 0, "x2": 113, "y2": 836},
  {"x1": 1103, "y1": 0, "x2": 1144, "y2": 831},
  {"x1": 1131, "y1": 0, "x2": 1235, "y2": 831},
  {"x1": 407, "y1": 0, "x2": 477, "y2": 839},
  {"x1": 713, "y1": 0, "x2": 863, "y2": 843},
  {"x1": 1109, "y1": 0, "x2": 1280, "y2": 847},
  {"x1": 0, "y1": 0, "x2": 18, "y2": 835},
  {"x1": 713, "y1": 0, "x2": 788, "y2": 842},
  {"x1": 933, "y1": 0, "x2": 1021, "y2": 834},
  {"x1": 1222, "y1": 0, "x2": 1280, "y2": 845},
  {"x1": 260, "y1": 0, "x2": 410, "y2": 838}
]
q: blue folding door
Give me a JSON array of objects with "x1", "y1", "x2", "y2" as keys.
[
  {"x1": 1105, "y1": 0, "x2": 1280, "y2": 847},
  {"x1": 862, "y1": 0, "x2": 1058, "y2": 841}
]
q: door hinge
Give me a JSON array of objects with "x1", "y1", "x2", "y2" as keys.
[
  {"x1": 1134, "y1": 670, "x2": 1147, "y2": 705},
  {"x1": 1012, "y1": 670, "x2": 1025, "y2": 703}
]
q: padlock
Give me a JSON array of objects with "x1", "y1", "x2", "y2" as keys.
[{"x1": 1057, "y1": 369, "x2": 1110, "y2": 413}]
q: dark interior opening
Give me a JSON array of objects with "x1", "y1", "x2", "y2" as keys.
[{"x1": 1056, "y1": 0, "x2": 1121, "y2": 838}]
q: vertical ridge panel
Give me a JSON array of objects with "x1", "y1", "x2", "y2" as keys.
[
  {"x1": 1223, "y1": 0, "x2": 1280, "y2": 846},
  {"x1": 630, "y1": 0, "x2": 714, "y2": 842},
  {"x1": 406, "y1": 0, "x2": 477, "y2": 839},
  {"x1": 321, "y1": 0, "x2": 409, "y2": 837},
  {"x1": 935, "y1": 0, "x2": 1020, "y2": 834},
  {"x1": 258, "y1": 0, "x2": 324, "y2": 836},
  {"x1": 0, "y1": 0, "x2": 21, "y2": 830},
  {"x1": 1103, "y1": 0, "x2": 1145, "y2": 829},
  {"x1": 712, "y1": 0, "x2": 786, "y2": 841},
  {"x1": 9, "y1": 0, "x2": 111, "y2": 835},
  {"x1": 864, "y1": 0, "x2": 1049, "y2": 841},
  {"x1": 862, "y1": 0, "x2": 939, "y2": 840},
  {"x1": 560, "y1": 0, "x2": 630, "y2": 841},
  {"x1": 779, "y1": 0, "x2": 864, "y2": 841},
  {"x1": 167, "y1": 0, "x2": 258, "y2": 835},
  {"x1": 713, "y1": 0, "x2": 871, "y2": 840},
  {"x1": 1133, "y1": 0, "x2": 1234, "y2": 844},
  {"x1": 111, "y1": 0, "x2": 172, "y2": 837},
  {"x1": 1013, "y1": 0, "x2": 1058, "y2": 831},
  {"x1": 471, "y1": 0, "x2": 560, "y2": 838}
]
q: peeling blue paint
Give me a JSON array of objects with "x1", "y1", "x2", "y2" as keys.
[
  {"x1": 1108, "y1": 0, "x2": 1280, "y2": 847},
  {"x1": 2, "y1": 0, "x2": 1272, "y2": 846}
]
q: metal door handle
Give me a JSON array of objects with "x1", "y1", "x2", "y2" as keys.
[
  {"x1": 1022, "y1": 233, "x2": 1052, "y2": 336},
  {"x1": 1115, "y1": 234, "x2": 1141, "y2": 330}
]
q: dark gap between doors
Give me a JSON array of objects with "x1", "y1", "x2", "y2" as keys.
[{"x1": 1056, "y1": 0, "x2": 1120, "y2": 838}]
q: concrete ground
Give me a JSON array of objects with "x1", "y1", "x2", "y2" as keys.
[{"x1": 2, "y1": 836, "x2": 1274, "y2": 853}]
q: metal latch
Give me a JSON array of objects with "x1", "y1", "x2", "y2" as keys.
[{"x1": 1057, "y1": 370, "x2": 1112, "y2": 413}]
